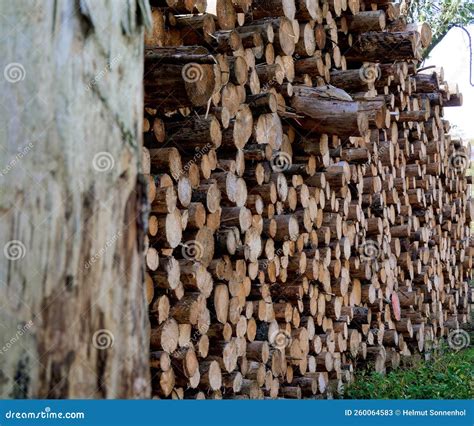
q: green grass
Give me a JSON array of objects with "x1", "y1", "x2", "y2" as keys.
[{"x1": 345, "y1": 347, "x2": 474, "y2": 399}]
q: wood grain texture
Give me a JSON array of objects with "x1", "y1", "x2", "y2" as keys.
[{"x1": 0, "y1": 0, "x2": 151, "y2": 398}]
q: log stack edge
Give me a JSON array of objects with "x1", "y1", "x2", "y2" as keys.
[{"x1": 142, "y1": 0, "x2": 473, "y2": 399}]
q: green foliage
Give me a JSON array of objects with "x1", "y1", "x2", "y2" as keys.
[
  {"x1": 406, "y1": 0, "x2": 474, "y2": 58},
  {"x1": 408, "y1": 0, "x2": 474, "y2": 33},
  {"x1": 345, "y1": 347, "x2": 474, "y2": 399}
]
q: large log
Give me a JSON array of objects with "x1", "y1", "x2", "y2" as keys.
[
  {"x1": 343, "y1": 31, "x2": 421, "y2": 62},
  {"x1": 145, "y1": 47, "x2": 218, "y2": 108},
  {"x1": 291, "y1": 85, "x2": 370, "y2": 136}
]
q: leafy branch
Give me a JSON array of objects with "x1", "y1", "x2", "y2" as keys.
[{"x1": 405, "y1": 0, "x2": 474, "y2": 59}]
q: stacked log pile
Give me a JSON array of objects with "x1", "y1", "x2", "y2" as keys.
[{"x1": 142, "y1": 0, "x2": 473, "y2": 399}]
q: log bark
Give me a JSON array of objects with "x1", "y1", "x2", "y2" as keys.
[
  {"x1": 0, "y1": 0, "x2": 151, "y2": 398},
  {"x1": 343, "y1": 31, "x2": 421, "y2": 62},
  {"x1": 291, "y1": 86, "x2": 369, "y2": 137}
]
